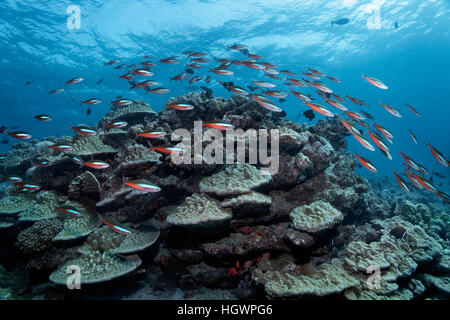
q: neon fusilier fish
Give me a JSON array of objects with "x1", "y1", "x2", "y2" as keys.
[
  {"x1": 166, "y1": 103, "x2": 194, "y2": 111},
  {"x1": 99, "y1": 216, "x2": 132, "y2": 236},
  {"x1": 147, "y1": 87, "x2": 170, "y2": 94},
  {"x1": 104, "y1": 121, "x2": 128, "y2": 129},
  {"x1": 151, "y1": 145, "x2": 185, "y2": 155},
  {"x1": 355, "y1": 153, "x2": 377, "y2": 173},
  {"x1": 325, "y1": 98, "x2": 347, "y2": 110},
  {"x1": 303, "y1": 102, "x2": 334, "y2": 117},
  {"x1": 81, "y1": 98, "x2": 102, "y2": 105},
  {"x1": 48, "y1": 144, "x2": 73, "y2": 151},
  {"x1": 368, "y1": 131, "x2": 390, "y2": 153},
  {"x1": 228, "y1": 86, "x2": 249, "y2": 95},
  {"x1": 393, "y1": 171, "x2": 410, "y2": 193},
  {"x1": 380, "y1": 103, "x2": 402, "y2": 118},
  {"x1": 292, "y1": 90, "x2": 312, "y2": 102},
  {"x1": 406, "y1": 104, "x2": 421, "y2": 117},
  {"x1": 263, "y1": 90, "x2": 288, "y2": 98},
  {"x1": 132, "y1": 69, "x2": 154, "y2": 77},
  {"x1": 124, "y1": 180, "x2": 162, "y2": 193},
  {"x1": 252, "y1": 80, "x2": 276, "y2": 88},
  {"x1": 84, "y1": 160, "x2": 110, "y2": 169},
  {"x1": 55, "y1": 207, "x2": 82, "y2": 217},
  {"x1": 34, "y1": 114, "x2": 52, "y2": 121},
  {"x1": 7, "y1": 131, "x2": 32, "y2": 140},
  {"x1": 362, "y1": 74, "x2": 388, "y2": 90},
  {"x1": 409, "y1": 129, "x2": 418, "y2": 144},
  {"x1": 70, "y1": 125, "x2": 97, "y2": 136},
  {"x1": 286, "y1": 78, "x2": 309, "y2": 87},
  {"x1": 255, "y1": 99, "x2": 283, "y2": 112},
  {"x1": 65, "y1": 77, "x2": 84, "y2": 85},
  {"x1": 49, "y1": 88, "x2": 65, "y2": 94},
  {"x1": 427, "y1": 142, "x2": 448, "y2": 167},
  {"x1": 111, "y1": 99, "x2": 133, "y2": 106},
  {"x1": 160, "y1": 57, "x2": 180, "y2": 64},
  {"x1": 203, "y1": 121, "x2": 235, "y2": 130},
  {"x1": 209, "y1": 68, "x2": 234, "y2": 76},
  {"x1": 137, "y1": 132, "x2": 167, "y2": 139}
]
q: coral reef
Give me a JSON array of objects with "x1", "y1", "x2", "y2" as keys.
[{"x1": 0, "y1": 92, "x2": 448, "y2": 300}]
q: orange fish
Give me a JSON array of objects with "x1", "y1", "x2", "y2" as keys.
[
  {"x1": 8, "y1": 131, "x2": 32, "y2": 140},
  {"x1": 166, "y1": 103, "x2": 194, "y2": 111},
  {"x1": 355, "y1": 153, "x2": 377, "y2": 173},
  {"x1": 380, "y1": 103, "x2": 402, "y2": 118},
  {"x1": 203, "y1": 121, "x2": 234, "y2": 130},
  {"x1": 303, "y1": 102, "x2": 334, "y2": 117},
  {"x1": 427, "y1": 142, "x2": 447, "y2": 167},
  {"x1": 137, "y1": 132, "x2": 166, "y2": 139},
  {"x1": 362, "y1": 74, "x2": 388, "y2": 89},
  {"x1": 124, "y1": 179, "x2": 161, "y2": 192},
  {"x1": 393, "y1": 171, "x2": 410, "y2": 193},
  {"x1": 151, "y1": 145, "x2": 185, "y2": 155},
  {"x1": 84, "y1": 160, "x2": 109, "y2": 169}
]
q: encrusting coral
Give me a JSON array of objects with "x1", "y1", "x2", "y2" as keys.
[
  {"x1": 199, "y1": 164, "x2": 271, "y2": 197},
  {"x1": 167, "y1": 193, "x2": 232, "y2": 229}
]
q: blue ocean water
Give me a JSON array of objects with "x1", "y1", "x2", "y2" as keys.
[{"x1": 0, "y1": 0, "x2": 449, "y2": 186}]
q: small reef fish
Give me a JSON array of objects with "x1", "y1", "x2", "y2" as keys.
[
  {"x1": 160, "y1": 57, "x2": 180, "y2": 64},
  {"x1": 151, "y1": 145, "x2": 185, "y2": 155},
  {"x1": 147, "y1": 87, "x2": 170, "y2": 94},
  {"x1": 405, "y1": 169, "x2": 423, "y2": 189},
  {"x1": 34, "y1": 114, "x2": 52, "y2": 121},
  {"x1": 131, "y1": 80, "x2": 158, "y2": 89},
  {"x1": 303, "y1": 102, "x2": 334, "y2": 117},
  {"x1": 400, "y1": 151, "x2": 422, "y2": 171},
  {"x1": 84, "y1": 160, "x2": 110, "y2": 169},
  {"x1": 393, "y1": 171, "x2": 410, "y2": 193},
  {"x1": 141, "y1": 61, "x2": 157, "y2": 67},
  {"x1": 368, "y1": 130, "x2": 390, "y2": 153},
  {"x1": 104, "y1": 59, "x2": 121, "y2": 66},
  {"x1": 360, "y1": 111, "x2": 374, "y2": 120},
  {"x1": 99, "y1": 216, "x2": 132, "y2": 236},
  {"x1": 255, "y1": 99, "x2": 282, "y2": 112},
  {"x1": 263, "y1": 90, "x2": 288, "y2": 99},
  {"x1": 70, "y1": 155, "x2": 84, "y2": 165},
  {"x1": 355, "y1": 153, "x2": 377, "y2": 173},
  {"x1": 352, "y1": 131, "x2": 375, "y2": 152},
  {"x1": 2, "y1": 175, "x2": 23, "y2": 183},
  {"x1": 104, "y1": 121, "x2": 128, "y2": 129},
  {"x1": 303, "y1": 110, "x2": 315, "y2": 121},
  {"x1": 49, "y1": 88, "x2": 65, "y2": 94},
  {"x1": 380, "y1": 103, "x2": 402, "y2": 118},
  {"x1": 331, "y1": 18, "x2": 349, "y2": 26},
  {"x1": 251, "y1": 80, "x2": 276, "y2": 88},
  {"x1": 166, "y1": 103, "x2": 194, "y2": 111},
  {"x1": 48, "y1": 144, "x2": 73, "y2": 151},
  {"x1": 362, "y1": 74, "x2": 388, "y2": 90},
  {"x1": 344, "y1": 111, "x2": 365, "y2": 121},
  {"x1": 137, "y1": 132, "x2": 167, "y2": 139},
  {"x1": 291, "y1": 90, "x2": 312, "y2": 102},
  {"x1": 33, "y1": 160, "x2": 53, "y2": 167},
  {"x1": 346, "y1": 94, "x2": 368, "y2": 106},
  {"x1": 326, "y1": 76, "x2": 341, "y2": 83},
  {"x1": 325, "y1": 98, "x2": 347, "y2": 110},
  {"x1": 203, "y1": 121, "x2": 235, "y2": 130},
  {"x1": 302, "y1": 72, "x2": 320, "y2": 80},
  {"x1": 81, "y1": 99, "x2": 102, "y2": 105},
  {"x1": 286, "y1": 78, "x2": 309, "y2": 87},
  {"x1": 55, "y1": 207, "x2": 82, "y2": 217},
  {"x1": 427, "y1": 142, "x2": 448, "y2": 167},
  {"x1": 209, "y1": 68, "x2": 234, "y2": 76},
  {"x1": 410, "y1": 172, "x2": 438, "y2": 194},
  {"x1": 132, "y1": 69, "x2": 154, "y2": 77},
  {"x1": 15, "y1": 182, "x2": 41, "y2": 193},
  {"x1": 228, "y1": 44, "x2": 248, "y2": 51},
  {"x1": 7, "y1": 131, "x2": 32, "y2": 140},
  {"x1": 65, "y1": 77, "x2": 84, "y2": 85},
  {"x1": 373, "y1": 123, "x2": 394, "y2": 143},
  {"x1": 111, "y1": 99, "x2": 133, "y2": 106},
  {"x1": 189, "y1": 76, "x2": 203, "y2": 85},
  {"x1": 0, "y1": 155, "x2": 6, "y2": 162},
  {"x1": 124, "y1": 179, "x2": 161, "y2": 192},
  {"x1": 406, "y1": 104, "x2": 421, "y2": 117},
  {"x1": 228, "y1": 85, "x2": 249, "y2": 96},
  {"x1": 186, "y1": 63, "x2": 203, "y2": 69},
  {"x1": 119, "y1": 73, "x2": 136, "y2": 80},
  {"x1": 311, "y1": 82, "x2": 333, "y2": 94},
  {"x1": 409, "y1": 129, "x2": 418, "y2": 144},
  {"x1": 308, "y1": 68, "x2": 326, "y2": 77},
  {"x1": 70, "y1": 125, "x2": 97, "y2": 136}
]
